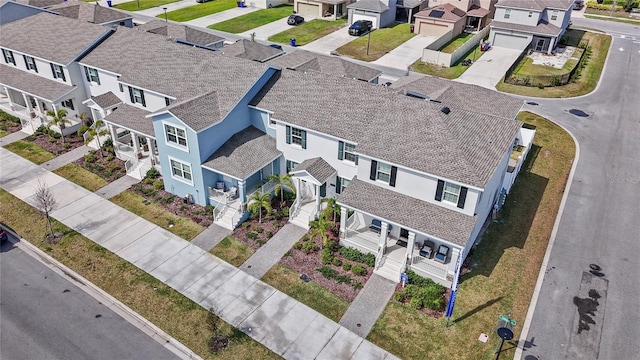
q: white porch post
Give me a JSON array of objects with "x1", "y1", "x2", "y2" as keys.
[
  {"x1": 3, "y1": 86, "x2": 15, "y2": 108},
  {"x1": 339, "y1": 207, "x2": 347, "y2": 237},
  {"x1": 406, "y1": 231, "x2": 416, "y2": 261},
  {"x1": 449, "y1": 247, "x2": 461, "y2": 276},
  {"x1": 294, "y1": 178, "x2": 301, "y2": 200},
  {"x1": 378, "y1": 222, "x2": 388, "y2": 250},
  {"x1": 132, "y1": 134, "x2": 140, "y2": 154},
  {"x1": 238, "y1": 179, "x2": 246, "y2": 204},
  {"x1": 108, "y1": 123, "x2": 117, "y2": 144},
  {"x1": 315, "y1": 184, "x2": 321, "y2": 215},
  {"x1": 408, "y1": 8, "x2": 412, "y2": 24},
  {"x1": 22, "y1": 93, "x2": 32, "y2": 113},
  {"x1": 547, "y1": 37, "x2": 556, "y2": 54}
]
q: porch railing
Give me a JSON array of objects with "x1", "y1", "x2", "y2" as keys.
[
  {"x1": 124, "y1": 158, "x2": 136, "y2": 174},
  {"x1": 137, "y1": 157, "x2": 153, "y2": 179},
  {"x1": 375, "y1": 245, "x2": 384, "y2": 270},
  {"x1": 247, "y1": 179, "x2": 277, "y2": 201},
  {"x1": 289, "y1": 197, "x2": 300, "y2": 219},
  {"x1": 410, "y1": 255, "x2": 448, "y2": 279},
  {"x1": 212, "y1": 194, "x2": 227, "y2": 221}
]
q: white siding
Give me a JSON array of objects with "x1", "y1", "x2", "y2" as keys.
[{"x1": 494, "y1": 7, "x2": 540, "y2": 26}]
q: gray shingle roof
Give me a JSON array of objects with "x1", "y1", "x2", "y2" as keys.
[
  {"x1": 0, "y1": 12, "x2": 112, "y2": 65},
  {"x1": 49, "y1": 1, "x2": 132, "y2": 24},
  {"x1": 347, "y1": 0, "x2": 389, "y2": 13},
  {"x1": 496, "y1": 0, "x2": 573, "y2": 11},
  {"x1": 165, "y1": 91, "x2": 221, "y2": 131},
  {"x1": 267, "y1": 50, "x2": 381, "y2": 82},
  {"x1": 80, "y1": 26, "x2": 269, "y2": 129},
  {"x1": 15, "y1": 0, "x2": 63, "y2": 8},
  {"x1": 202, "y1": 126, "x2": 281, "y2": 179},
  {"x1": 91, "y1": 91, "x2": 122, "y2": 109},
  {"x1": 491, "y1": 20, "x2": 562, "y2": 36},
  {"x1": 136, "y1": 20, "x2": 224, "y2": 46},
  {"x1": 291, "y1": 157, "x2": 336, "y2": 183},
  {"x1": 394, "y1": 76, "x2": 524, "y2": 120},
  {"x1": 397, "y1": 0, "x2": 426, "y2": 9},
  {"x1": 337, "y1": 178, "x2": 477, "y2": 246},
  {"x1": 252, "y1": 70, "x2": 521, "y2": 188},
  {"x1": 103, "y1": 104, "x2": 154, "y2": 136},
  {"x1": 220, "y1": 39, "x2": 284, "y2": 63},
  {"x1": 0, "y1": 64, "x2": 74, "y2": 101},
  {"x1": 415, "y1": 3, "x2": 466, "y2": 21}
]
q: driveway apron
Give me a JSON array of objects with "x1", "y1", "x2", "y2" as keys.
[
  {"x1": 455, "y1": 45, "x2": 524, "y2": 89},
  {"x1": 372, "y1": 34, "x2": 438, "y2": 70}
]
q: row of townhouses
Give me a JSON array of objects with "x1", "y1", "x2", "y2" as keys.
[{"x1": 0, "y1": 8, "x2": 534, "y2": 287}]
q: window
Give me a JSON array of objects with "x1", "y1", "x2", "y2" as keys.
[
  {"x1": 61, "y1": 99, "x2": 74, "y2": 110},
  {"x1": 2, "y1": 49, "x2": 15, "y2": 65},
  {"x1": 528, "y1": 11, "x2": 533, "y2": 17},
  {"x1": 504, "y1": 9, "x2": 511, "y2": 19},
  {"x1": 336, "y1": 176, "x2": 351, "y2": 194},
  {"x1": 338, "y1": 141, "x2": 358, "y2": 164},
  {"x1": 170, "y1": 159, "x2": 192, "y2": 183},
  {"x1": 129, "y1": 87, "x2": 146, "y2": 107},
  {"x1": 119, "y1": 83, "x2": 124, "y2": 92},
  {"x1": 165, "y1": 97, "x2": 174, "y2": 106},
  {"x1": 551, "y1": 10, "x2": 558, "y2": 21},
  {"x1": 84, "y1": 66, "x2": 100, "y2": 84},
  {"x1": 23, "y1": 55, "x2": 37, "y2": 72},
  {"x1": 165, "y1": 124, "x2": 187, "y2": 147},
  {"x1": 435, "y1": 180, "x2": 468, "y2": 209},
  {"x1": 376, "y1": 162, "x2": 392, "y2": 183},
  {"x1": 286, "y1": 160, "x2": 299, "y2": 173},
  {"x1": 50, "y1": 63, "x2": 65, "y2": 81},
  {"x1": 285, "y1": 125, "x2": 306, "y2": 149},
  {"x1": 369, "y1": 160, "x2": 397, "y2": 186}
]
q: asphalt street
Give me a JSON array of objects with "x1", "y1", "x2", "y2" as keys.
[
  {"x1": 0, "y1": 235, "x2": 179, "y2": 360},
  {"x1": 516, "y1": 18, "x2": 640, "y2": 360}
]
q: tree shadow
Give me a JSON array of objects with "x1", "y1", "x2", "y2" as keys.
[{"x1": 453, "y1": 296, "x2": 503, "y2": 324}]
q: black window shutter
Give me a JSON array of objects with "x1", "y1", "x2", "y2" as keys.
[
  {"x1": 22, "y1": 55, "x2": 28, "y2": 68},
  {"x1": 389, "y1": 166, "x2": 398, "y2": 187},
  {"x1": 50, "y1": 63, "x2": 56, "y2": 78},
  {"x1": 355, "y1": 155, "x2": 358, "y2": 165},
  {"x1": 128, "y1": 86, "x2": 134, "y2": 103},
  {"x1": 60, "y1": 68, "x2": 65, "y2": 82},
  {"x1": 435, "y1": 180, "x2": 445, "y2": 201},
  {"x1": 285, "y1": 125, "x2": 291, "y2": 144},
  {"x1": 32, "y1": 59, "x2": 37, "y2": 73},
  {"x1": 338, "y1": 141, "x2": 344, "y2": 160},
  {"x1": 85, "y1": 67, "x2": 90, "y2": 82},
  {"x1": 336, "y1": 176, "x2": 342, "y2": 194},
  {"x1": 457, "y1": 186, "x2": 468, "y2": 209},
  {"x1": 140, "y1": 90, "x2": 146, "y2": 107},
  {"x1": 320, "y1": 183, "x2": 326, "y2": 197},
  {"x1": 369, "y1": 160, "x2": 377, "y2": 181},
  {"x1": 2, "y1": 51, "x2": 7, "y2": 64}
]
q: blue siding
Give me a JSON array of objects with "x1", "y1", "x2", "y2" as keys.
[{"x1": 249, "y1": 108, "x2": 276, "y2": 137}]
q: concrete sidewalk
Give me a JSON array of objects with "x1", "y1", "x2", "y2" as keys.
[
  {"x1": 135, "y1": 0, "x2": 198, "y2": 18},
  {"x1": 454, "y1": 46, "x2": 524, "y2": 90},
  {"x1": 301, "y1": 26, "x2": 353, "y2": 55},
  {"x1": 372, "y1": 34, "x2": 438, "y2": 71},
  {"x1": 0, "y1": 147, "x2": 398, "y2": 360},
  {"x1": 240, "y1": 223, "x2": 307, "y2": 278},
  {"x1": 0, "y1": 130, "x2": 29, "y2": 146},
  {"x1": 183, "y1": 7, "x2": 261, "y2": 28}
]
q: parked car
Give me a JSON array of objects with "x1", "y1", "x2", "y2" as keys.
[
  {"x1": 348, "y1": 20, "x2": 373, "y2": 36},
  {"x1": 196, "y1": 0, "x2": 212, "y2": 3},
  {"x1": 287, "y1": 15, "x2": 304, "y2": 26},
  {"x1": 0, "y1": 228, "x2": 8, "y2": 243}
]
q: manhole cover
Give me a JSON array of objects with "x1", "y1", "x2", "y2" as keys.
[{"x1": 569, "y1": 109, "x2": 589, "y2": 117}]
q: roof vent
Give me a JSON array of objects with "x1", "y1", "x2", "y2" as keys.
[
  {"x1": 441, "y1": 106, "x2": 451, "y2": 114},
  {"x1": 405, "y1": 90, "x2": 429, "y2": 100}
]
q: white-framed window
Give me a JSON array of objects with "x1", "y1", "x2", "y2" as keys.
[
  {"x1": 85, "y1": 66, "x2": 100, "y2": 84},
  {"x1": 61, "y1": 99, "x2": 74, "y2": 110},
  {"x1": 528, "y1": 11, "x2": 533, "y2": 17},
  {"x1": 51, "y1": 63, "x2": 65, "y2": 81},
  {"x1": 2, "y1": 49, "x2": 15, "y2": 65},
  {"x1": 442, "y1": 182, "x2": 461, "y2": 204},
  {"x1": 286, "y1": 160, "x2": 299, "y2": 173},
  {"x1": 504, "y1": 9, "x2": 511, "y2": 19},
  {"x1": 285, "y1": 125, "x2": 307, "y2": 149},
  {"x1": 165, "y1": 123, "x2": 187, "y2": 148},
  {"x1": 129, "y1": 87, "x2": 146, "y2": 107},
  {"x1": 24, "y1": 55, "x2": 37, "y2": 72},
  {"x1": 169, "y1": 158, "x2": 193, "y2": 184},
  {"x1": 376, "y1": 162, "x2": 392, "y2": 183},
  {"x1": 339, "y1": 141, "x2": 358, "y2": 163},
  {"x1": 551, "y1": 10, "x2": 558, "y2": 21},
  {"x1": 336, "y1": 176, "x2": 351, "y2": 194},
  {"x1": 165, "y1": 97, "x2": 174, "y2": 106}
]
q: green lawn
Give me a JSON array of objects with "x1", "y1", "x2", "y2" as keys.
[
  {"x1": 439, "y1": 32, "x2": 474, "y2": 54},
  {"x1": 110, "y1": 190, "x2": 204, "y2": 240},
  {"x1": 411, "y1": 43, "x2": 485, "y2": 79},
  {"x1": 268, "y1": 19, "x2": 347, "y2": 46},
  {"x1": 210, "y1": 236, "x2": 255, "y2": 267},
  {"x1": 496, "y1": 30, "x2": 611, "y2": 97},
  {"x1": 336, "y1": 23, "x2": 415, "y2": 62},
  {"x1": 160, "y1": 0, "x2": 237, "y2": 22},
  {"x1": 368, "y1": 112, "x2": 576, "y2": 360},
  {"x1": 114, "y1": 0, "x2": 179, "y2": 11},
  {"x1": 53, "y1": 163, "x2": 108, "y2": 192},
  {"x1": 208, "y1": 5, "x2": 293, "y2": 33},
  {"x1": 262, "y1": 264, "x2": 349, "y2": 322},
  {"x1": 0, "y1": 189, "x2": 278, "y2": 360},
  {"x1": 4, "y1": 140, "x2": 55, "y2": 164}
]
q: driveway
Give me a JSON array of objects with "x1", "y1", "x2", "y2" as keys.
[
  {"x1": 372, "y1": 34, "x2": 439, "y2": 70},
  {"x1": 183, "y1": 7, "x2": 260, "y2": 28},
  {"x1": 455, "y1": 46, "x2": 524, "y2": 89},
  {"x1": 240, "y1": 17, "x2": 312, "y2": 41},
  {"x1": 301, "y1": 27, "x2": 353, "y2": 55},
  {"x1": 134, "y1": 0, "x2": 197, "y2": 18}
]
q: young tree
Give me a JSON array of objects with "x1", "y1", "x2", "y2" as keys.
[
  {"x1": 247, "y1": 191, "x2": 272, "y2": 223},
  {"x1": 34, "y1": 180, "x2": 57, "y2": 241},
  {"x1": 322, "y1": 197, "x2": 341, "y2": 222},
  {"x1": 46, "y1": 109, "x2": 71, "y2": 143},
  {"x1": 268, "y1": 173, "x2": 295, "y2": 202},
  {"x1": 84, "y1": 119, "x2": 110, "y2": 158},
  {"x1": 309, "y1": 213, "x2": 332, "y2": 248}
]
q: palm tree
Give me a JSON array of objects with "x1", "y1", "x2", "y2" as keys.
[
  {"x1": 84, "y1": 119, "x2": 110, "y2": 158},
  {"x1": 322, "y1": 197, "x2": 341, "y2": 222},
  {"x1": 309, "y1": 213, "x2": 333, "y2": 249},
  {"x1": 46, "y1": 109, "x2": 71, "y2": 143},
  {"x1": 247, "y1": 191, "x2": 272, "y2": 223},
  {"x1": 268, "y1": 173, "x2": 295, "y2": 202}
]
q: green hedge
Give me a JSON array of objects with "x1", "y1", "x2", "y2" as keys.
[
  {"x1": 393, "y1": 270, "x2": 446, "y2": 310},
  {"x1": 338, "y1": 247, "x2": 376, "y2": 267},
  {"x1": 587, "y1": 1, "x2": 624, "y2": 10}
]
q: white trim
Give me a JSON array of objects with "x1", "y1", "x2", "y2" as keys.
[
  {"x1": 162, "y1": 121, "x2": 189, "y2": 153},
  {"x1": 77, "y1": 61, "x2": 121, "y2": 77},
  {"x1": 168, "y1": 156, "x2": 194, "y2": 185},
  {"x1": 201, "y1": 165, "x2": 241, "y2": 181},
  {"x1": 247, "y1": 105, "x2": 274, "y2": 114}
]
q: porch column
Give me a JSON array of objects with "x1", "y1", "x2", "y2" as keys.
[
  {"x1": 339, "y1": 207, "x2": 347, "y2": 238},
  {"x1": 315, "y1": 184, "x2": 321, "y2": 215},
  {"x1": 408, "y1": 8, "x2": 412, "y2": 24},
  {"x1": 378, "y1": 222, "x2": 388, "y2": 249},
  {"x1": 3, "y1": 86, "x2": 14, "y2": 107},
  {"x1": 449, "y1": 247, "x2": 461, "y2": 276},
  {"x1": 132, "y1": 134, "x2": 140, "y2": 154},
  {"x1": 547, "y1": 37, "x2": 556, "y2": 55},
  {"x1": 406, "y1": 231, "x2": 416, "y2": 261},
  {"x1": 108, "y1": 123, "x2": 117, "y2": 144},
  {"x1": 294, "y1": 178, "x2": 300, "y2": 199},
  {"x1": 22, "y1": 93, "x2": 33, "y2": 113},
  {"x1": 238, "y1": 179, "x2": 246, "y2": 204}
]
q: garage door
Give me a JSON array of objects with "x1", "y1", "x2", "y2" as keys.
[
  {"x1": 418, "y1": 21, "x2": 450, "y2": 36},
  {"x1": 492, "y1": 33, "x2": 531, "y2": 50},
  {"x1": 352, "y1": 13, "x2": 378, "y2": 29},
  {"x1": 297, "y1": 3, "x2": 318, "y2": 17}
]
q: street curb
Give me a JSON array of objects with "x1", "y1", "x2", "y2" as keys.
[
  {"x1": 4, "y1": 232, "x2": 204, "y2": 360},
  {"x1": 513, "y1": 119, "x2": 581, "y2": 360}
]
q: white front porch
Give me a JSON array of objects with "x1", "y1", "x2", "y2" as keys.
[{"x1": 107, "y1": 124, "x2": 159, "y2": 180}]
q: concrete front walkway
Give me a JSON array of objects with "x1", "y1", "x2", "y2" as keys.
[
  {"x1": 455, "y1": 45, "x2": 524, "y2": 90},
  {"x1": 240, "y1": 223, "x2": 307, "y2": 278},
  {"x1": 95, "y1": 175, "x2": 140, "y2": 199},
  {"x1": 190, "y1": 223, "x2": 231, "y2": 251},
  {"x1": 339, "y1": 274, "x2": 396, "y2": 337},
  {"x1": 301, "y1": 26, "x2": 353, "y2": 55},
  {"x1": 372, "y1": 34, "x2": 438, "y2": 71},
  {"x1": 0, "y1": 130, "x2": 29, "y2": 146},
  {"x1": 183, "y1": 7, "x2": 261, "y2": 28},
  {"x1": 41, "y1": 145, "x2": 91, "y2": 171},
  {"x1": 0, "y1": 147, "x2": 398, "y2": 360}
]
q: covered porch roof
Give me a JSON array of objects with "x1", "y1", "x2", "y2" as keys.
[
  {"x1": 396, "y1": 0, "x2": 425, "y2": 9},
  {"x1": 83, "y1": 91, "x2": 123, "y2": 112},
  {"x1": 202, "y1": 126, "x2": 281, "y2": 180},
  {"x1": 0, "y1": 64, "x2": 75, "y2": 102},
  {"x1": 103, "y1": 103, "x2": 155, "y2": 137},
  {"x1": 337, "y1": 177, "x2": 476, "y2": 246},
  {"x1": 290, "y1": 157, "x2": 336, "y2": 186},
  {"x1": 466, "y1": 5, "x2": 490, "y2": 17}
]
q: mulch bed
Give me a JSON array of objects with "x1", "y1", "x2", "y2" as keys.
[
  {"x1": 26, "y1": 130, "x2": 85, "y2": 155},
  {"x1": 232, "y1": 199, "x2": 292, "y2": 249},
  {"x1": 0, "y1": 119, "x2": 22, "y2": 135},
  {"x1": 74, "y1": 149, "x2": 126, "y2": 183}
]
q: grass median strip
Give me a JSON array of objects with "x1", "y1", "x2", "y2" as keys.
[
  {"x1": 336, "y1": 23, "x2": 415, "y2": 62},
  {"x1": 368, "y1": 112, "x2": 576, "y2": 359},
  {"x1": 161, "y1": 0, "x2": 237, "y2": 22},
  {"x1": 210, "y1": 236, "x2": 254, "y2": 267},
  {"x1": 262, "y1": 263, "x2": 349, "y2": 322},
  {"x1": 268, "y1": 19, "x2": 347, "y2": 46},
  {"x1": 110, "y1": 190, "x2": 204, "y2": 240},
  {"x1": 208, "y1": 5, "x2": 293, "y2": 33},
  {"x1": 53, "y1": 163, "x2": 107, "y2": 192},
  {"x1": 0, "y1": 189, "x2": 278, "y2": 360},
  {"x1": 439, "y1": 32, "x2": 474, "y2": 54},
  {"x1": 114, "y1": 0, "x2": 179, "y2": 11},
  {"x1": 4, "y1": 140, "x2": 56, "y2": 165}
]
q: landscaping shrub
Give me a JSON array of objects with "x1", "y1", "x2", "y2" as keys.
[
  {"x1": 321, "y1": 248, "x2": 334, "y2": 265},
  {"x1": 84, "y1": 152, "x2": 97, "y2": 163},
  {"x1": 293, "y1": 241, "x2": 303, "y2": 250},
  {"x1": 265, "y1": 230, "x2": 273, "y2": 238},
  {"x1": 0, "y1": 110, "x2": 20, "y2": 123},
  {"x1": 338, "y1": 247, "x2": 376, "y2": 267},
  {"x1": 395, "y1": 271, "x2": 446, "y2": 311},
  {"x1": 76, "y1": 125, "x2": 90, "y2": 136},
  {"x1": 317, "y1": 265, "x2": 339, "y2": 279},
  {"x1": 301, "y1": 240, "x2": 318, "y2": 254},
  {"x1": 146, "y1": 167, "x2": 161, "y2": 179},
  {"x1": 342, "y1": 262, "x2": 352, "y2": 271},
  {"x1": 332, "y1": 258, "x2": 342, "y2": 267},
  {"x1": 352, "y1": 281, "x2": 363, "y2": 290},
  {"x1": 587, "y1": 1, "x2": 623, "y2": 10},
  {"x1": 272, "y1": 221, "x2": 280, "y2": 228},
  {"x1": 246, "y1": 232, "x2": 258, "y2": 240},
  {"x1": 153, "y1": 180, "x2": 164, "y2": 190},
  {"x1": 351, "y1": 264, "x2": 367, "y2": 276}
]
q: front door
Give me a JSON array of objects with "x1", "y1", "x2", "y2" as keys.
[
  {"x1": 319, "y1": 182, "x2": 326, "y2": 197},
  {"x1": 535, "y1": 38, "x2": 545, "y2": 52}
]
